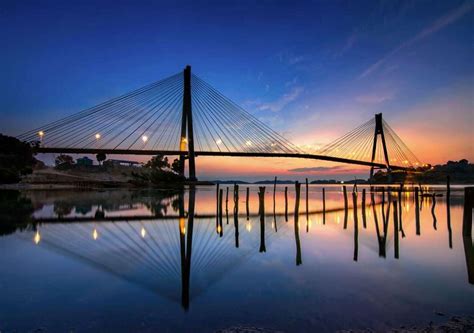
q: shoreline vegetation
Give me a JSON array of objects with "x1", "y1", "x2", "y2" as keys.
[{"x1": 1, "y1": 134, "x2": 473, "y2": 188}]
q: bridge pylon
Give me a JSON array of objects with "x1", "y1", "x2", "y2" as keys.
[
  {"x1": 369, "y1": 113, "x2": 391, "y2": 180},
  {"x1": 179, "y1": 65, "x2": 197, "y2": 181}
]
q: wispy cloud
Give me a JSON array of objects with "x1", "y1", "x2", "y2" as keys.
[
  {"x1": 359, "y1": 2, "x2": 474, "y2": 79},
  {"x1": 257, "y1": 86, "x2": 304, "y2": 112},
  {"x1": 335, "y1": 31, "x2": 360, "y2": 57},
  {"x1": 355, "y1": 91, "x2": 395, "y2": 104}
]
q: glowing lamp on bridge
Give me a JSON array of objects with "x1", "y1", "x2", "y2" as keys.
[
  {"x1": 216, "y1": 139, "x2": 222, "y2": 145},
  {"x1": 142, "y1": 135, "x2": 148, "y2": 143},
  {"x1": 95, "y1": 133, "x2": 101, "y2": 140},
  {"x1": 33, "y1": 231, "x2": 41, "y2": 245},
  {"x1": 38, "y1": 131, "x2": 44, "y2": 138},
  {"x1": 245, "y1": 140, "x2": 252, "y2": 146}
]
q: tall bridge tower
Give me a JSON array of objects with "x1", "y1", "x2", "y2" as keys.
[
  {"x1": 370, "y1": 113, "x2": 391, "y2": 179},
  {"x1": 179, "y1": 66, "x2": 197, "y2": 181}
]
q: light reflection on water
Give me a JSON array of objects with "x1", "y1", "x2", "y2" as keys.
[{"x1": 0, "y1": 185, "x2": 472, "y2": 332}]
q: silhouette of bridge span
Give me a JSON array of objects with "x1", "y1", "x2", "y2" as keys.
[{"x1": 19, "y1": 66, "x2": 422, "y2": 178}]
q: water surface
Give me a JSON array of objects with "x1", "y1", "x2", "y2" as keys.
[{"x1": 0, "y1": 185, "x2": 472, "y2": 332}]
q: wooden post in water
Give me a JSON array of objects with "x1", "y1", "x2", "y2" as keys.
[
  {"x1": 294, "y1": 181, "x2": 302, "y2": 265},
  {"x1": 431, "y1": 194, "x2": 437, "y2": 230},
  {"x1": 463, "y1": 235, "x2": 474, "y2": 285},
  {"x1": 216, "y1": 184, "x2": 220, "y2": 227},
  {"x1": 352, "y1": 189, "x2": 358, "y2": 234},
  {"x1": 446, "y1": 176, "x2": 452, "y2": 248},
  {"x1": 246, "y1": 187, "x2": 250, "y2": 220},
  {"x1": 258, "y1": 187, "x2": 266, "y2": 253},
  {"x1": 415, "y1": 187, "x2": 420, "y2": 235},
  {"x1": 322, "y1": 187, "x2": 326, "y2": 225},
  {"x1": 394, "y1": 200, "x2": 399, "y2": 259},
  {"x1": 284, "y1": 186, "x2": 288, "y2": 222},
  {"x1": 218, "y1": 189, "x2": 223, "y2": 236},
  {"x1": 226, "y1": 187, "x2": 229, "y2": 224},
  {"x1": 234, "y1": 184, "x2": 239, "y2": 248},
  {"x1": 463, "y1": 187, "x2": 473, "y2": 237},
  {"x1": 361, "y1": 188, "x2": 367, "y2": 228},
  {"x1": 343, "y1": 185, "x2": 348, "y2": 229},
  {"x1": 305, "y1": 178, "x2": 309, "y2": 220}
]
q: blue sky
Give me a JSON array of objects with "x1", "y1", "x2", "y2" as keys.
[{"x1": 1, "y1": 0, "x2": 472, "y2": 180}]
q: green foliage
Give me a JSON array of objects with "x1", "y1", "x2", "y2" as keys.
[
  {"x1": 0, "y1": 134, "x2": 36, "y2": 184},
  {"x1": 96, "y1": 152, "x2": 107, "y2": 165}
]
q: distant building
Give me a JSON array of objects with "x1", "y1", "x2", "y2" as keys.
[
  {"x1": 76, "y1": 156, "x2": 93, "y2": 166},
  {"x1": 104, "y1": 159, "x2": 141, "y2": 167}
]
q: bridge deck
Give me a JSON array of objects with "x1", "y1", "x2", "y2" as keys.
[{"x1": 36, "y1": 147, "x2": 408, "y2": 170}]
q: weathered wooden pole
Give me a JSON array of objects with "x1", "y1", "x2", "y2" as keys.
[
  {"x1": 225, "y1": 187, "x2": 229, "y2": 224},
  {"x1": 415, "y1": 187, "x2": 420, "y2": 235},
  {"x1": 463, "y1": 187, "x2": 473, "y2": 237},
  {"x1": 394, "y1": 200, "x2": 399, "y2": 259},
  {"x1": 284, "y1": 186, "x2": 288, "y2": 222},
  {"x1": 234, "y1": 184, "x2": 239, "y2": 248},
  {"x1": 463, "y1": 235, "x2": 474, "y2": 285},
  {"x1": 352, "y1": 189, "x2": 358, "y2": 234},
  {"x1": 258, "y1": 186, "x2": 266, "y2": 253},
  {"x1": 343, "y1": 185, "x2": 348, "y2": 229},
  {"x1": 361, "y1": 188, "x2": 367, "y2": 228},
  {"x1": 305, "y1": 178, "x2": 309, "y2": 221},
  {"x1": 446, "y1": 176, "x2": 452, "y2": 248},
  {"x1": 246, "y1": 187, "x2": 250, "y2": 220},
  {"x1": 294, "y1": 181, "x2": 302, "y2": 265},
  {"x1": 216, "y1": 184, "x2": 220, "y2": 227},
  {"x1": 218, "y1": 188, "x2": 223, "y2": 237}
]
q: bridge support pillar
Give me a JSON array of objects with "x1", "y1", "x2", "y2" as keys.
[
  {"x1": 369, "y1": 113, "x2": 391, "y2": 181},
  {"x1": 179, "y1": 65, "x2": 197, "y2": 181}
]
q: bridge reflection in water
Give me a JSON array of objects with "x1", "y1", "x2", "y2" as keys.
[{"x1": 6, "y1": 185, "x2": 473, "y2": 310}]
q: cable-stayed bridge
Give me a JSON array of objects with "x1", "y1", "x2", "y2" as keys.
[{"x1": 18, "y1": 66, "x2": 423, "y2": 179}]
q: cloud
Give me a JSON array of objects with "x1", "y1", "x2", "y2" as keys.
[
  {"x1": 335, "y1": 31, "x2": 360, "y2": 57},
  {"x1": 288, "y1": 166, "x2": 343, "y2": 173},
  {"x1": 257, "y1": 86, "x2": 304, "y2": 112},
  {"x1": 359, "y1": 2, "x2": 474, "y2": 79},
  {"x1": 355, "y1": 91, "x2": 395, "y2": 104}
]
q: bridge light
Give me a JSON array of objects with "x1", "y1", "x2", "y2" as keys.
[
  {"x1": 216, "y1": 139, "x2": 222, "y2": 145},
  {"x1": 38, "y1": 131, "x2": 44, "y2": 138},
  {"x1": 142, "y1": 135, "x2": 148, "y2": 143},
  {"x1": 141, "y1": 227, "x2": 146, "y2": 238},
  {"x1": 246, "y1": 140, "x2": 252, "y2": 146},
  {"x1": 92, "y1": 228, "x2": 99, "y2": 240},
  {"x1": 95, "y1": 133, "x2": 101, "y2": 140},
  {"x1": 403, "y1": 160, "x2": 408, "y2": 164},
  {"x1": 33, "y1": 231, "x2": 41, "y2": 245}
]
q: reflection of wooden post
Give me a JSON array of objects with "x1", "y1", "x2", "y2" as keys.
[
  {"x1": 431, "y1": 194, "x2": 437, "y2": 230},
  {"x1": 273, "y1": 177, "x2": 277, "y2": 232},
  {"x1": 234, "y1": 184, "x2": 239, "y2": 248},
  {"x1": 361, "y1": 188, "x2": 367, "y2": 228},
  {"x1": 463, "y1": 187, "x2": 473, "y2": 237},
  {"x1": 294, "y1": 181, "x2": 302, "y2": 265},
  {"x1": 305, "y1": 178, "x2": 309, "y2": 220},
  {"x1": 343, "y1": 185, "x2": 348, "y2": 229},
  {"x1": 415, "y1": 187, "x2": 420, "y2": 235},
  {"x1": 258, "y1": 187, "x2": 266, "y2": 253},
  {"x1": 284, "y1": 186, "x2": 288, "y2": 222},
  {"x1": 322, "y1": 187, "x2": 326, "y2": 225},
  {"x1": 398, "y1": 184, "x2": 404, "y2": 237},
  {"x1": 394, "y1": 200, "x2": 399, "y2": 259},
  {"x1": 463, "y1": 236, "x2": 474, "y2": 284},
  {"x1": 353, "y1": 191, "x2": 359, "y2": 262},
  {"x1": 246, "y1": 187, "x2": 250, "y2": 220}
]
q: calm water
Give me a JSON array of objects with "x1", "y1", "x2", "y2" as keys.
[{"x1": 0, "y1": 185, "x2": 473, "y2": 332}]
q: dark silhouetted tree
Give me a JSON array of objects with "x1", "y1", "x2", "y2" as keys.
[{"x1": 96, "y1": 152, "x2": 107, "y2": 166}]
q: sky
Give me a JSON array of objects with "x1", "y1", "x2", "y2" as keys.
[{"x1": 1, "y1": 0, "x2": 473, "y2": 181}]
